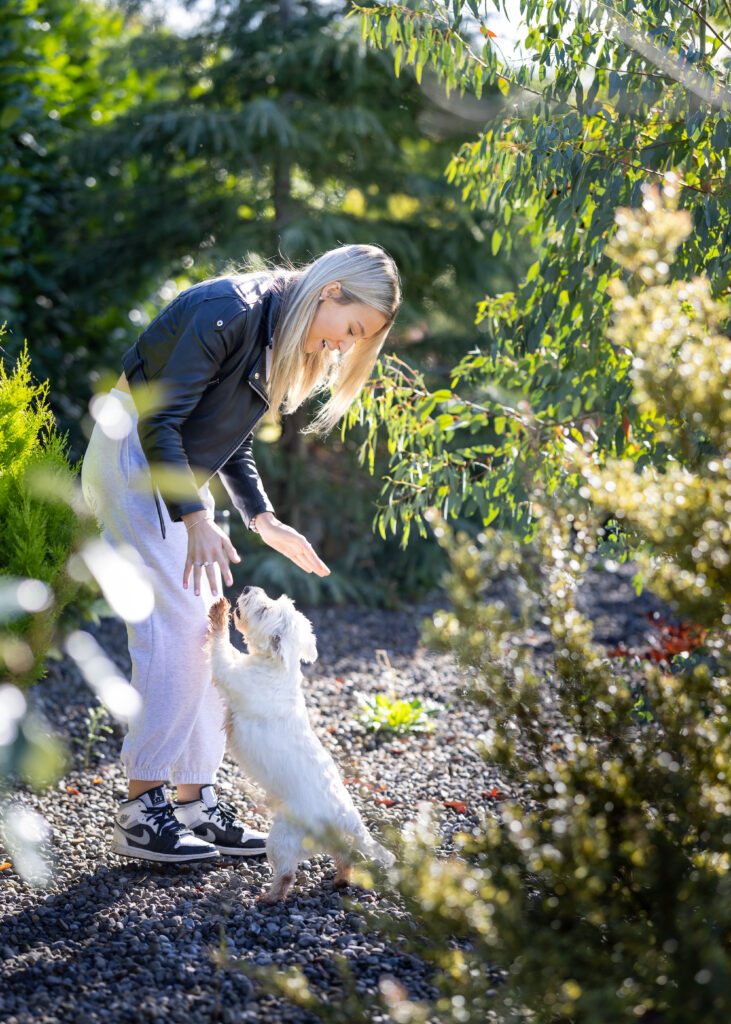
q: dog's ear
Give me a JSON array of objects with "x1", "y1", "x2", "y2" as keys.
[
  {"x1": 272, "y1": 597, "x2": 317, "y2": 666},
  {"x1": 297, "y1": 613, "x2": 318, "y2": 664}
]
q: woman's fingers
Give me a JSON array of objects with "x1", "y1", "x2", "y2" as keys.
[
  {"x1": 220, "y1": 538, "x2": 239, "y2": 586},
  {"x1": 223, "y1": 536, "x2": 241, "y2": 565},
  {"x1": 285, "y1": 536, "x2": 329, "y2": 576},
  {"x1": 205, "y1": 562, "x2": 219, "y2": 598},
  {"x1": 296, "y1": 535, "x2": 329, "y2": 575},
  {"x1": 299, "y1": 543, "x2": 329, "y2": 576},
  {"x1": 254, "y1": 517, "x2": 331, "y2": 576},
  {"x1": 183, "y1": 521, "x2": 239, "y2": 595},
  {"x1": 219, "y1": 555, "x2": 234, "y2": 588}
]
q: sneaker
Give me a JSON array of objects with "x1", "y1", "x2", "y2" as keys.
[
  {"x1": 173, "y1": 785, "x2": 267, "y2": 857},
  {"x1": 111, "y1": 785, "x2": 218, "y2": 863}
]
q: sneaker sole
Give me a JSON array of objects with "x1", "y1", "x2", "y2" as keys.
[
  {"x1": 214, "y1": 844, "x2": 267, "y2": 857},
  {"x1": 111, "y1": 839, "x2": 218, "y2": 863}
]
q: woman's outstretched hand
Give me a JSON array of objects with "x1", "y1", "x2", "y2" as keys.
[
  {"x1": 254, "y1": 513, "x2": 330, "y2": 576},
  {"x1": 182, "y1": 512, "x2": 241, "y2": 596}
]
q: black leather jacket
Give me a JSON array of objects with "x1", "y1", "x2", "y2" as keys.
[{"x1": 121, "y1": 272, "x2": 285, "y2": 539}]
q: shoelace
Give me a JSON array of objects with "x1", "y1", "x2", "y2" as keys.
[
  {"x1": 205, "y1": 798, "x2": 238, "y2": 831},
  {"x1": 144, "y1": 802, "x2": 189, "y2": 838}
]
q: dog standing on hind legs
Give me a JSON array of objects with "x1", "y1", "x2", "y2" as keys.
[{"x1": 206, "y1": 587, "x2": 395, "y2": 904}]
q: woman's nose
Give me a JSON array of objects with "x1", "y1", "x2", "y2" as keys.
[{"x1": 326, "y1": 338, "x2": 354, "y2": 353}]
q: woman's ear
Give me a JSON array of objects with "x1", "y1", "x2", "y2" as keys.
[{"x1": 320, "y1": 281, "x2": 342, "y2": 301}]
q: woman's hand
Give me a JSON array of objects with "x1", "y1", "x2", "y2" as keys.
[
  {"x1": 254, "y1": 513, "x2": 330, "y2": 576},
  {"x1": 182, "y1": 512, "x2": 241, "y2": 596}
]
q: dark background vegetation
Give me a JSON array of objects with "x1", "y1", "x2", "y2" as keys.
[{"x1": 1, "y1": 0, "x2": 523, "y2": 605}]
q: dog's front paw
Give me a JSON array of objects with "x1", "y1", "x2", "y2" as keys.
[{"x1": 208, "y1": 597, "x2": 231, "y2": 634}]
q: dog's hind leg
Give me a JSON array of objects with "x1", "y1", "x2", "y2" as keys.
[
  {"x1": 351, "y1": 822, "x2": 395, "y2": 869},
  {"x1": 258, "y1": 816, "x2": 304, "y2": 905},
  {"x1": 259, "y1": 870, "x2": 296, "y2": 905},
  {"x1": 332, "y1": 856, "x2": 352, "y2": 889}
]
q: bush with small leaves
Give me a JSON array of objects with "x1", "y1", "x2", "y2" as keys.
[
  {"x1": 255, "y1": 186, "x2": 730, "y2": 1023},
  {"x1": 0, "y1": 336, "x2": 97, "y2": 688}
]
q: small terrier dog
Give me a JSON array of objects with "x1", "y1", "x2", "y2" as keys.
[{"x1": 207, "y1": 587, "x2": 395, "y2": 904}]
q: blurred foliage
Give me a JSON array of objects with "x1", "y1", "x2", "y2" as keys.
[
  {"x1": 244, "y1": 192, "x2": 731, "y2": 1022},
  {"x1": 0, "y1": 334, "x2": 98, "y2": 688},
  {"x1": 351, "y1": 0, "x2": 731, "y2": 542}
]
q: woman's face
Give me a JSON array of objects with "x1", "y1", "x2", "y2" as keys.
[{"x1": 304, "y1": 282, "x2": 388, "y2": 355}]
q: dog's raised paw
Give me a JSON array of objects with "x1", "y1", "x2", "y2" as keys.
[{"x1": 208, "y1": 597, "x2": 231, "y2": 633}]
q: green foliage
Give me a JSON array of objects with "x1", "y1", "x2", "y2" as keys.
[
  {"x1": 356, "y1": 691, "x2": 441, "y2": 733},
  {"x1": 2, "y1": 0, "x2": 503, "y2": 451},
  {"x1": 249, "y1": 191, "x2": 731, "y2": 1024},
  {"x1": 0, "y1": 334, "x2": 94, "y2": 688},
  {"x1": 0, "y1": 0, "x2": 159, "y2": 429},
  {"x1": 404, "y1": 193, "x2": 731, "y2": 1022},
  {"x1": 225, "y1": 420, "x2": 449, "y2": 606},
  {"x1": 351, "y1": 0, "x2": 731, "y2": 541},
  {"x1": 74, "y1": 704, "x2": 113, "y2": 769},
  {"x1": 2, "y1": 1, "x2": 515, "y2": 610}
]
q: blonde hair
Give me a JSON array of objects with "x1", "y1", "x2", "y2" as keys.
[{"x1": 267, "y1": 244, "x2": 401, "y2": 435}]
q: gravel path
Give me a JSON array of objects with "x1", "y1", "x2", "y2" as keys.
[{"x1": 0, "y1": 565, "x2": 667, "y2": 1024}]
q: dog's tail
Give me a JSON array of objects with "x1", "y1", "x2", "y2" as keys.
[{"x1": 353, "y1": 823, "x2": 395, "y2": 868}]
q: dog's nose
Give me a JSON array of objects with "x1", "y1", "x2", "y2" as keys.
[{"x1": 242, "y1": 586, "x2": 251, "y2": 595}]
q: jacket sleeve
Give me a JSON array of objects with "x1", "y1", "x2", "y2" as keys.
[
  {"x1": 217, "y1": 436, "x2": 275, "y2": 529},
  {"x1": 135, "y1": 299, "x2": 246, "y2": 523}
]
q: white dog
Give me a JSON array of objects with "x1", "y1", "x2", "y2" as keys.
[{"x1": 206, "y1": 587, "x2": 395, "y2": 904}]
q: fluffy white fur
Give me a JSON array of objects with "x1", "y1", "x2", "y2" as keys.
[{"x1": 207, "y1": 587, "x2": 395, "y2": 904}]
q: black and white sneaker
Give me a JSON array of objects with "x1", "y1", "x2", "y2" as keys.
[
  {"x1": 111, "y1": 785, "x2": 218, "y2": 863},
  {"x1": 173, "y1": 785, "x2": 267, "y2": 857}
]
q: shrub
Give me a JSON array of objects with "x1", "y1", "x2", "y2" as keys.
[
  {"x1": 0, "y1": 335, "x2": 95, "y2": 688},
  {"x1": 392, "y1": 185, "x2": 729, "y2": 1023},
  {"x1": 256, "y1": 185, "x2": 731, "y2": 1023}
]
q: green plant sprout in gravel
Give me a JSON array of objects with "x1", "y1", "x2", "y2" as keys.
[
  {"x1": 75, "y1": 705, "x2": 113, "y2": 769},
  {"x1": 356, "y1": 691, "x2": 441, "y2": 734}
]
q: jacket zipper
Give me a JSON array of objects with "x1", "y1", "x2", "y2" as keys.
[{"x1": 207, "y1": 400, "x2": 267, "y2": 479}]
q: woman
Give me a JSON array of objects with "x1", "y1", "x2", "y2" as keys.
[{"x1": 81, "y1": 243, "x2": 401, "y2": 864}]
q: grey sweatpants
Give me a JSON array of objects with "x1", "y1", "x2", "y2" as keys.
[{"x1": 80, "y1": 387, "x2": 226, "y2": 784}]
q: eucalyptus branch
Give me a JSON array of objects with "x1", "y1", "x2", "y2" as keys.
[
  {"x1": 352, "y1": 2, "x2": 579, "y2": 110},
  {"x1": 667, "y1": 0, "x2": 731, "y2": 52}
]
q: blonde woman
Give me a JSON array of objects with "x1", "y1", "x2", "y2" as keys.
[{"x1": 81, "y1": 244, "x2": 401, "y2": 863}]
